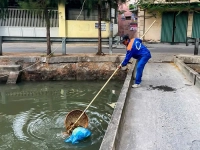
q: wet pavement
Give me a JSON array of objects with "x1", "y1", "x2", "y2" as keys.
[{"x1": 116, "y1": 63, "x2": 200, "y2": 150}]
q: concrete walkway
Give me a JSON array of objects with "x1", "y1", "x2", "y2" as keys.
[{"x1": 117, "y1": 63, "x2": 200, "y2": 150}]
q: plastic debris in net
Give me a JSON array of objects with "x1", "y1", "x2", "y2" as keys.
[{"x1": 64, "y1": 127, "x2": 91, "y2": 144}]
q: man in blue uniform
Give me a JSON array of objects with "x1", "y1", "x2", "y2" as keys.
[{"x1": 118, "y1": 35, "x2": 151, "y2": 88}]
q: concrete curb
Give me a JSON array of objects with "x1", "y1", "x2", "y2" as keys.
[
  {"x1": 0, "y1": 54, "x2": 126, "y2": 63},
  {"x1": 177, "y1": 55, "x2": 200, "y2": 64},
  {"x1": 174, "y1": 56, "x2": 197, "y2": 85},
  {"x1": 0, "y1": 65, "x2": 21, "y2": 72},
  {"x1": 195, "y1": 74, "x2": 200, "y2": 89},
  {"x1": 99, "y1": 60, "x2": 136, "y2": 150},
  {"x1": 174, "y1": 56, "x2": 200, "y2": 89}
]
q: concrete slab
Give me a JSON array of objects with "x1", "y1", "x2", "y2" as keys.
[
  {"x1": 6, "y1": 71, "x2": 20, "y2": 84},
  {"x1": 173, "y1": 57, "x2": 198, "y2": 85},
  {"x1": 116, "y1": 63, "x2": 200, "y2": 150},
  {"x1": 99, "y1": 60, "x2": 136, "y2": 150},
  {"x1": 0, "y1": 65, "x2": 21, "y2": 72},
  {"x1": 149, "y1": 53, "x2": 175, "y2": 63},
  {"x1": 176, "y1": 55, "x2": 200, "y2": 64}
]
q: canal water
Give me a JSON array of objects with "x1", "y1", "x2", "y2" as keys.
[{"x1": 0, "y1": 80, "x2": 123, "y2": 150}]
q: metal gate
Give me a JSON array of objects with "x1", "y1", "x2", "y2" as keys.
[
  {"x1": 192, "y1": 12, "x2": 200, "y2": 38},
  {"x1": 174, "y1": 11, "x2": 188, "y2": 42},
  {"x1": 161, "y1": 11, "x2": 188, "y2": 43},
  {"x1": 161, "y1": 12, "x2": 174, "y2": 42}
]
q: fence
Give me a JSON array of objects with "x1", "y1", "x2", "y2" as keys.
[{"x1": 0, "y1": 8, "x2": 58, "y2": 27}]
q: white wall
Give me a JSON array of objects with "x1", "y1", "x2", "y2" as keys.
[
  {"x1": 0, "y1": 27, "x2": 59, "y2": 37},
  {"x1": 113, "y1": 24, "x2": 118, "y2": 37}
]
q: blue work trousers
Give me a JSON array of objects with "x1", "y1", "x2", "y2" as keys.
[{"x1": 135, "y1": 55, "x2": 151, "y2": 84}]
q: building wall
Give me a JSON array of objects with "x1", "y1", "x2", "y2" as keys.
[
  {"x1": 58, "y1": 2, "x2": 67, "y2": 37},
  {"x1": 58, "y1": 1, "x2": 110, "y2": 38},
  {"x1": 0, "y1": 27, "x2": 59, "y2": 37},
  {"x1": 65, "y1": 21, "x2": 110, "y2": 38},
  {"x1": 0, "y1": 2, "x2": 123, "y2": 39},
  {"x1": 143, "y1": 11, "x2": 161, "y2": 42},
  {"x1": 138, "y1": 10, "x2": 195, "y2": 42},
  {"x1": 138, "y1": 7, "x2": 198, "y2": 42},
  {"x1": 68, "y1": 9, "x2": 99, "y2": 21},
  {"x1": 117, "y1": 3, "x2": 137, "y2": 38},
  {"x1": 137, "y1": 9, "x2": 144, "y2": 38},
  {"x1": 138, "y1": 10, "x2": 161, "y2": 42},
  {"x1": 187, "y1": 11, "x2": 194, "y2": 37}
]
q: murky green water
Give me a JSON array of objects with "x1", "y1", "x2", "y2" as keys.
[{"x1": 0, "y1": 80, "x2": 123, "y2": 150}]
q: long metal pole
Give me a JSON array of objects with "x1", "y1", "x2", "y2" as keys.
[{"x1": 68, "y1": 20, "x2": 157, "y2": 133}]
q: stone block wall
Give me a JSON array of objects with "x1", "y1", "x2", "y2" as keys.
[{"x1": 0, "y1": 54, "x2": 132, "y2": 82}]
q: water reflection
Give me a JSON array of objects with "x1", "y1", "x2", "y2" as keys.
[{"x1": 0, "y1": 80, "x2": 123, "y2": 150}]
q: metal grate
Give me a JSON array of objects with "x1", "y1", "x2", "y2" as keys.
[{"x1": 0, "y1": 8, "x2": 58, "y2": 27}]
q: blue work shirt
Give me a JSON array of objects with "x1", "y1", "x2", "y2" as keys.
[{"x1": 121, "y1": 38, "x2": 151, "y2": 67}]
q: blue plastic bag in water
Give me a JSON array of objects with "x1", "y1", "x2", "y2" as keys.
[{"x1": 64, "y1": 127, "x2": 91, "y2": 144}]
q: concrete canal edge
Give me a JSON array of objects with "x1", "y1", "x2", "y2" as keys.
[
  {"x1": 173, "y1": 55, "x2": 200, "y2": 89},
  {"x1": 100, "y1": 55, "x2": 200, "y2": 150},
  {"x1": 99, "y1": 60, "x2": 136, "y2": 150},
  {"x1": 0, "y1": 54, "x2": 130, "y2": 83},
  {"x1": 0, "y1": 54, "x2": 137, "y2": 149}
]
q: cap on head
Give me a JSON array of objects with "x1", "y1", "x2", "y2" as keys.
[{"x1": 120, "y1": 34, "x2": 130, "y2": 43}]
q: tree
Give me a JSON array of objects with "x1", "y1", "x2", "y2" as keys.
[
  {"x1": 0, "y1": 0, "x2": 8, "y2": 18},
  {"x1": 18, "y1": 0, "x2": 60, "y2": 55},
  {"x1": 84, "y1": 0, "x2": 126, "y2": 55}
]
